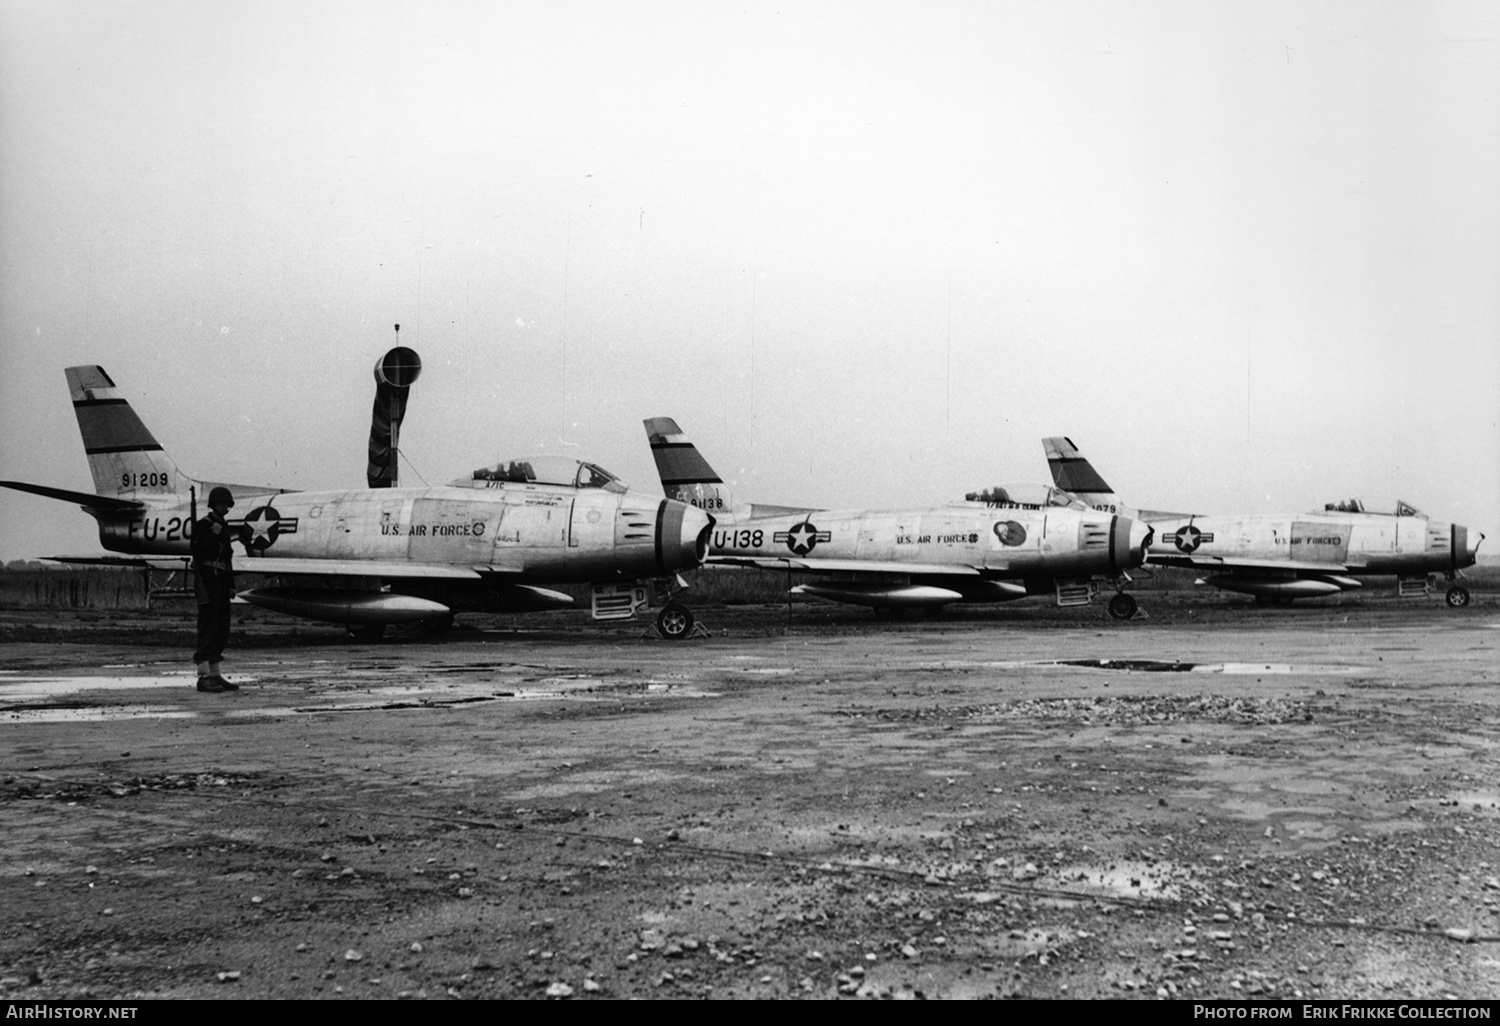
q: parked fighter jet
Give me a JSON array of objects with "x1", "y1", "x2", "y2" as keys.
[
  {"x1": 644, "y1": 417, "x2": 1150, "y2": 628},
  {"x1": 1042, "y1": 436, "x2": 1483, "y2": 607},
  {"x1": 0, "y1": 361, "x2": 712, "y2": 636}
]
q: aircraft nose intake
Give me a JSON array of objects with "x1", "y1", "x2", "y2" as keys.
[
  {"x1": 1126, "y1": 517, "x2": 1151, "y2": 569},
  {"x1": 1457, "y1": 524, "x2": 1482, "y2": 568},
  {"x1": 679, "y1": 504, "x2": 713, "y2": 568}
]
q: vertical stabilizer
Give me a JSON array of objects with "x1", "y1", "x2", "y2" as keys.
[
  {"x1": 643, "y1": 417, "x2": 733, "y2": 515},
  {"x1": 66, "y1": 366, "x2": 188, "y2": 498},
  {"x1": 1042, "y1": 436, "x2": 1123, "y2": 510}
]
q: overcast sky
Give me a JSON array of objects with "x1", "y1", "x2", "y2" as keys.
[{"x1": 2, "y1": 0, "x2": 1496, "y2": 562}]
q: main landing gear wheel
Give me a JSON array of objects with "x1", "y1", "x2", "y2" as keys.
[
  {"x1": 349, "y1": 623, "x2": 387, "y2": 640},
  {"x1": 657, "y1": 601, "x2": 695, "y2": 641},
  {"x1": 1107, "y1": 593, "x2": 1138, "y2": 620},
  {"x1": 420, "y1": 613, "x2": 455, "y2": 635},
  {"x1": 1446, "y1": 585, "x2": 1471, "y2": 608}
]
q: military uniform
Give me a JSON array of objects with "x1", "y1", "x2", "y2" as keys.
[{"x1": 191, "y1": 487, "x2": 241, "y2": 692}]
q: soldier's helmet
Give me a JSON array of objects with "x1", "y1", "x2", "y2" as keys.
[{"x1": 207, "y1": 486, "x2": 235, "y2": 508}]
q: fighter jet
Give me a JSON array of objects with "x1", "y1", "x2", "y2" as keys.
[
  {"x1": 0, "y1": 360, "x2": 712, "y2": 637},
  {"x1": 1042, "y1": 436, "x2": 1483, "y2": 608},
  {"x1": 644, "y1": 417, "x2": 1151, "y2": 627}
]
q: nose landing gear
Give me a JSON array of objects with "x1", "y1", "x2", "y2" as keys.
[{"x1": 656, "y1": 601, "x2": 696, "y2": 640}]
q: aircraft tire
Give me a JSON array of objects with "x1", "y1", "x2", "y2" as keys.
[
  {"x1": 349, "y1": 623, "x2": 387, "y2": 641},
  {"x1": 1445, "y1": 586, "x2": 1470, "y2": 608},
  {"x1": 657, "y1": 602, "x2": 694, "y2": 640},
  {"x1": 1107, "y1": 593, "x2": 1138, "y2": 620}
]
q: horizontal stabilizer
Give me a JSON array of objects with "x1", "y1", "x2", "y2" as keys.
[
  {"x1": 746, "y1": 502, "x2": 823, "y2": 520},
  {"x1": 2, "y1": 481, "x2": 145, "y2": 512},
  {"x1": 1138, "y1": 508, "x2": 1200, "y2": 522}
]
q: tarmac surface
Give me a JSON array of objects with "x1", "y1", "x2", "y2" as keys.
[{"x1": 1, "y1": 594, "x2": 1498, "y2": 1000}]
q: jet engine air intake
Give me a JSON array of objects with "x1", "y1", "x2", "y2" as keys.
[
  {"x1": 695, "y1": 515, "x2": 715, "y2": 564},
  {"x1": 653, "y1": 501, "x2": 714, "y2": 575},
  {"x1": 1100, "y1": 515, "x2": 1150, "y2": 574},
  {"x1": 368, "y1": 343, "x2": 422, "y2": 488}
]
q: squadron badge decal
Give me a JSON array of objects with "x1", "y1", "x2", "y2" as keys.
[{"x1": 994, "y1": 520, "x2": 1027, "y2": 547}]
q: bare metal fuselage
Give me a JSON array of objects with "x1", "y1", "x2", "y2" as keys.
[
  {"x1": 93, "y1": 482, "x2": 706, "y2": 583},
  {"x1": 706, "y1": 503, "x2": 1143, "y2": 580},
  {"x1": 1146, "y1": 511, "x2": 1475, "y2": 578}
]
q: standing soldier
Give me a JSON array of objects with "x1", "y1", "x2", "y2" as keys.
[{"x1": 191, "y1": 486, "x2": 241, "y2": 693}]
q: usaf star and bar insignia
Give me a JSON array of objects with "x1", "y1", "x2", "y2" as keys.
[
  {"x1": 775, "y1": 520, "x2": 831, "y2": 555},
  {"x1": 230, "y1": 504, "x2": 299, "y2": 554},
  {"x1": 1169, "y1": 523, "x2": 1214, "y2": 553}
]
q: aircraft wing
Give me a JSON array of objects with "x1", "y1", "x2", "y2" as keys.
[
  {"x1": 47, "y1": 555, "x2": 193, "y2": 571},
  {"x1": 45, "y1": 554, "x2": 501, "y2": 580},
  {"x1": 1146, "y1": 554, "x2": 1350, "y2": 573},
  {"x1": 708, "y1": 555, "x2": 983, "y2": 576}
]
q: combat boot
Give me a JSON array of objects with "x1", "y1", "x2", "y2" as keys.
[{"x1": 196, "y1": 676, "x2": 227, "y2": 693}]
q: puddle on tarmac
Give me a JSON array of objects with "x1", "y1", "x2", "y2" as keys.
[
  {"x1": 953, "y1": 659, "x2": 1367, "y2": 675},
  {"x1": 1051, "y1": 859, "x2": 1185, "y2": 899},
  {"x1": 284, "y1": 680, "x2": 717, "y2": 713},
  {"x1": 0, "y1": 673, "x2": 193, "y2": 700},
  {"x1": 1059, "y1": 659, "x2": 1366, "y2": 675},
  {"x1": 1, "y1": 671, "x2": 716, "y2": 723},
  {"x1": 4, "y1": 706, "x2": 197, "y2": 723},
  {"x1": 4, "y1": 678, "x2": 720, "y2": 726}
]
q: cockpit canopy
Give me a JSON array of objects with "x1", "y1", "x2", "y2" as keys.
[
  {"x1": 1320, "y1": 497, "x2": 1422, "y2": 517},
  {"x1": 456, "y1": 456, "x2": 628, "y2": 493},
  {"x1": 965, "y1": 483, "x2": 1088, "y2": 510}
]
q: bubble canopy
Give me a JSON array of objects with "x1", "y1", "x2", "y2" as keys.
[
  {"x1": 456, "y1": 456, "x2": 628, "y2": 493},
  {"x1": 1319, "y1": 497, "x2": 1422, "y2": 517},
  {"x1": 964, "y1": 483, "x2": 1088, "y2": 510}
]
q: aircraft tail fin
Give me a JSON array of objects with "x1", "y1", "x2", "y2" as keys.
[
  {"x1": 644, "y1": 417, "x2": 733, "y2": 515},
  {"x1": 66, "y1": 365, "x2": 191, "y2": 500},
  {"x1": 1042, "y1": 436, "x2": 1123, "y2": 509}
]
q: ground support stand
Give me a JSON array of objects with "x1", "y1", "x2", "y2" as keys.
[{"x1": 640, "y1": 621, "x2": 712, "y2": 641}]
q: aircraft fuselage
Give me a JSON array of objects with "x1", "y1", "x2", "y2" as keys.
[
  {"x1": 1147, "y1": 511, "x2": 1475, "y2": 576},
  {"x1": 705, "y1": 504, "x2": 1143, "y2": 577},
  {"x1": 91, "y1": 482, "x2": 705, "y2": 582}
]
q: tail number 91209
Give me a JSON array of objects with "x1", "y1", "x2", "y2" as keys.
[{"x1": 121, "y1": 473, "x2": 171, "y2": 489}]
